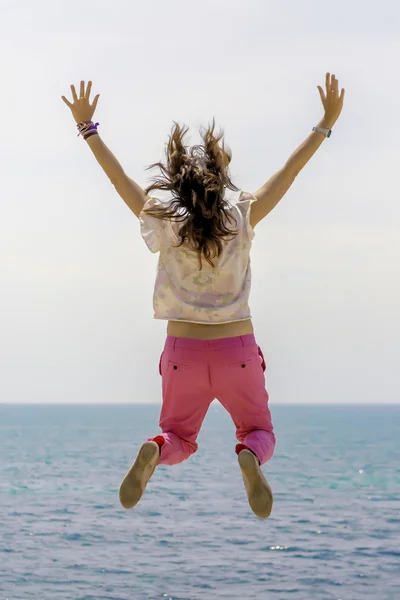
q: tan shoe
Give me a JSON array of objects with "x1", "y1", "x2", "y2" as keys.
[
  {"x1": 238, "y1": 449, "x2": 273, "y2": 519},
  {"x1": 119, "y1": 441, "x2": 160, "y2": 509}
]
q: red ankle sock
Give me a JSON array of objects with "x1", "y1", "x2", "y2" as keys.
[
  {"x1": 152, "y1": 435, "x2": 165, "y2": 449},
  {"x1": 236, "y1": 443, "x2": 250, "y2": 455},
  {"x1": 235, "y1": 443, "x2": 260, "y2": 465}
]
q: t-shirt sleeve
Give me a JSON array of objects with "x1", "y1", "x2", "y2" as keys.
[
  {"x1": 235, "y1": 191, "x2": 257, "y2": 241},
  {"x1": 139, "y1": 196, "x2": 164, "y2": 253}
]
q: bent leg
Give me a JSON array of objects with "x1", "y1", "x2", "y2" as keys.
[
  {"x1": 149, "y1": 340, "x2": 214, "y2": 466},
  {"x1": 213, "y1": 340, "x2": 276, "y2": 465},
  {"x1": 147, "y1": 431, "x2": 200, "y2": 466},
  {"x1": 236, "y1": 427, "x2": 276, "y2": 466}
]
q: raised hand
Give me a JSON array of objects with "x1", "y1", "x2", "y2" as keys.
[
  {"x1": 62, "y1": 80, "x2": 100, "y2": 124},
  {"x1": 317, "y1": 73, "x2": 345, "y2": 129}
]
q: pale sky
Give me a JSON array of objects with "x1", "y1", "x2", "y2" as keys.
[{"x1": 1, "y1": 0, "x2": 399, "y2": 404}]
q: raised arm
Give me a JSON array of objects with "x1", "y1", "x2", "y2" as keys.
[
  {"x1": 62, "y1": 80, "x2": 147, "y2": 218},
  {"x1": 250, "y1": 73, "x2": 345, "y2": 228}
]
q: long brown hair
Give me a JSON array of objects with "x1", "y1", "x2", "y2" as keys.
[{"x1": 143, "y1": 119, "x2": 239, "y2": 269}]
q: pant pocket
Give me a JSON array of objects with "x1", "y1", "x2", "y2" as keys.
[
  {"x1": 167, "y1": 360, "x2": 189, "y2": 372},
  {"x1": 158, "y1": 352, "x2": 164, "y2": 376},
  {"x1": 258, "y1": 346, "x2": 266, "y2": 372},
  {"x1": 229, "y1": 358, "x2": 254, "y2": 369}
]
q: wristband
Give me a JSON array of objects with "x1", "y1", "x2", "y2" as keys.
[
  {"x1": 312, "y1": 126, "x2": 331, "y2": 138},
  {"x1": 77, "y1": 121, "x2": 100, "y2": 139},
  {"x1": 83, "y1": 130, "x2": 99, "y2": 141}
]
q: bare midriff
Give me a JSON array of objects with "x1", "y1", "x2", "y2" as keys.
[{"x1": 167, "y1": 318, "x2": 254, "y2": 340}]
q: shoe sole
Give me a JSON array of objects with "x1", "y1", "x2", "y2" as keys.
[
  {"x1": 119, "y1": 441, "x2": 159, "y2": 509},
  {"x1": 238, "y1": 449, "x2": 273, "y2": 519}
]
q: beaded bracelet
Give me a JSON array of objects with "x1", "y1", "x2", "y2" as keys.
[{"x1": 77, "y1": 121, "x2": 100, "y2": 140}]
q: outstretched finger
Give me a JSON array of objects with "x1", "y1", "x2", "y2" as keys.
[
  {"x1": 91, "y1": 93, "x2": 100, "y2": 111},
  {"x1": 333, "y1": 75, "x2": 338, "y2": 96},
  {"x1": 85, "y1": 80, "x2": 92, "y2": 100},
  {"x1": 61, "y1": 95, "x2": 73, "y2": 108},
  {"x1": 325, "y1": 72, "x2": 330, "y2": 94},
  {"x1": 317, "y1": 85, "x2": 326, "y2": 106},
  {"x1": 80, "y1": 80, "x2": 85, "y2": 98},
  {"x1": 71, "y1": 85, "x2": 78, "y2": 102},
  {"x1": 330, "y1": 74, "x2": 335, "y2": 95}
]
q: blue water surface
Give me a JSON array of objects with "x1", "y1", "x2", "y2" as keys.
[{"x1": 0, "y1": 403, "x2": 399, "y2": 600}]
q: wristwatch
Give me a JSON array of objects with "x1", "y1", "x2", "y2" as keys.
[{"x1": 313, "y1": 126, "x2": 332, "y2": 138}]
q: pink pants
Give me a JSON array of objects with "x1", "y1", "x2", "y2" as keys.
[{"x1": 147, "y1": 334, "x2": 276, "y2": 466}]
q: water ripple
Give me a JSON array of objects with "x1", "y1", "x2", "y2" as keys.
[{"x1": 0, "y1": 404, "x2": 399, "y2": 600}]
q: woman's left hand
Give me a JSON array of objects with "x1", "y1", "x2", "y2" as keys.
[
  {"x1": 62, "y1": 80, "x2": 99, "y2": 124},
  {"x1": 317, "y1": 73, "x2": 345, "y2": 129}
]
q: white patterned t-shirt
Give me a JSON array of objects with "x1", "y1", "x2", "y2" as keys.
[{"x1": 139, "y1": 191, "x2": 256, "y2": 324}]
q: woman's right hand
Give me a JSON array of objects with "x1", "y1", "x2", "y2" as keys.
[{"x1": 62, "y1": 80, "x2": 100, "y2": 124}]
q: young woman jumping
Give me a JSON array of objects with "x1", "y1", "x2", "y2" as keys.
[{"x1": 62, "y1": 73, "x2": 344, "y2": 519}]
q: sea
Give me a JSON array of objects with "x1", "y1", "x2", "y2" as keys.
[{"x1": 0, "y1": 403, "x2": 399, "y2": 600}]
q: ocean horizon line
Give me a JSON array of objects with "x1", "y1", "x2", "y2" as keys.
[{"x1": 1, "y1": 402, "x2": 399, "y2": 407}]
